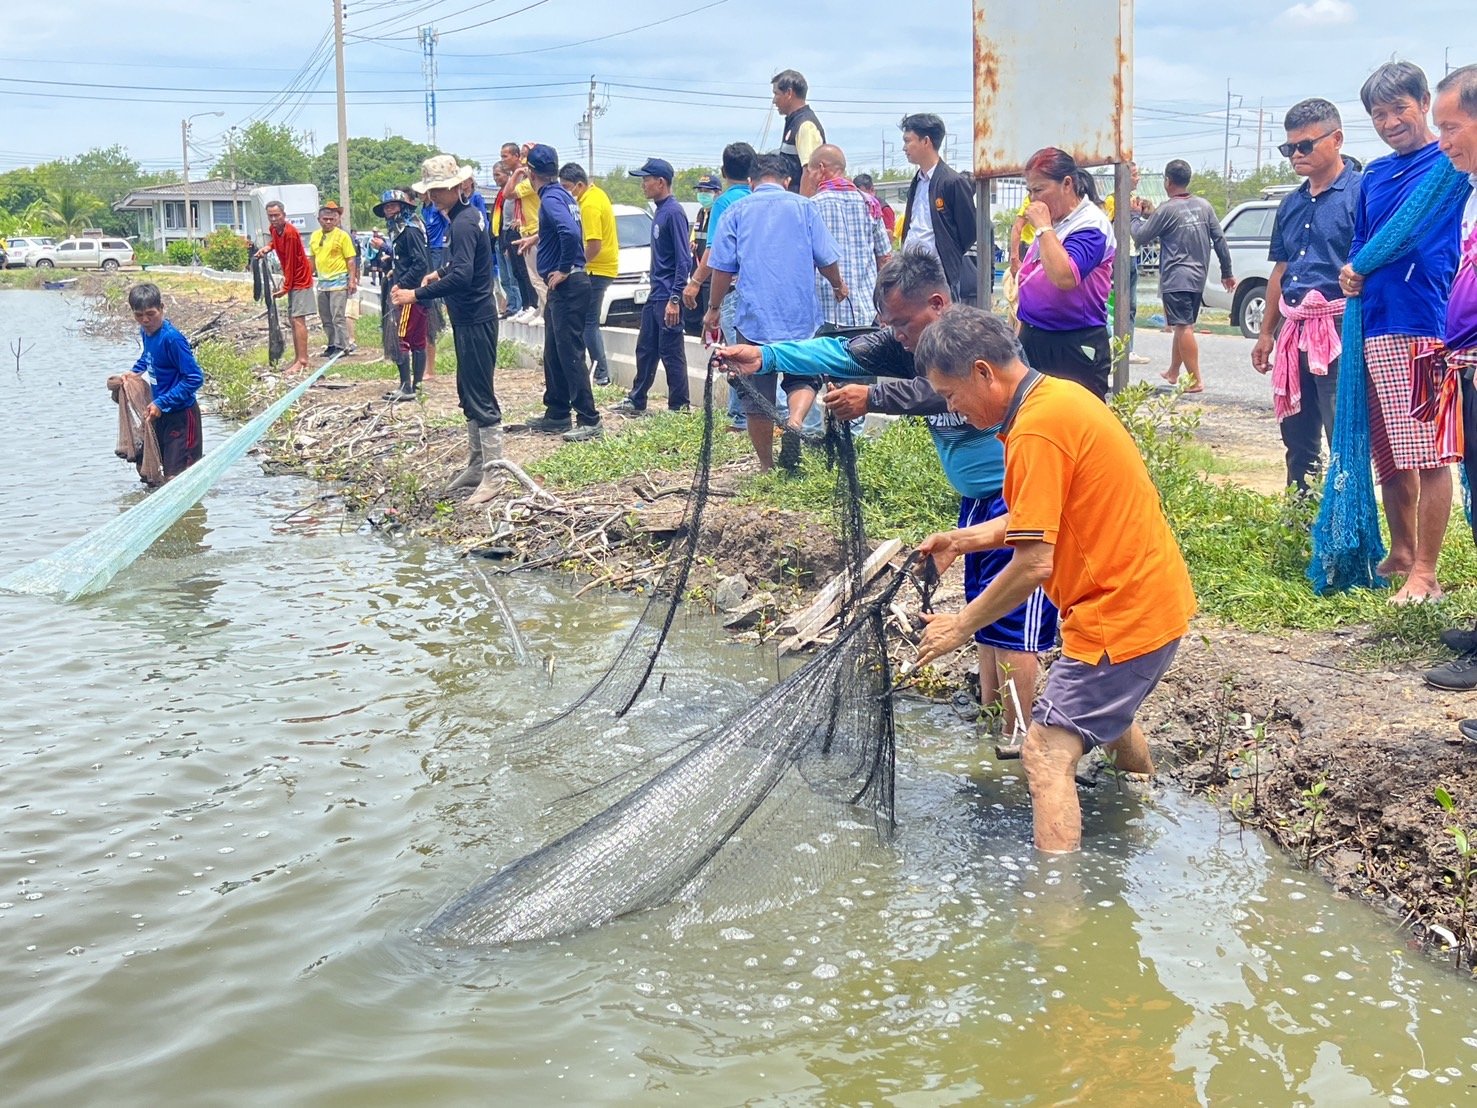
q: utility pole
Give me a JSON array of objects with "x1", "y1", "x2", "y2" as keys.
[
  {"x1": 420, "y1": 26, "x2": 438, "y2": 146},
  {"x1": 181, "y1": 110, "x2": 223, "y2": 260},
  {"x1": 577, "y1": 77, "x2": 604, "y2": 174},
  {"x1": 227, "y1": 125, "x2": 239, "y2": 229},
  {"x1": 586, "y1": 77, "x2": 596, "y2": 172},
  {"x1": 1222, "y1": 78, "x2": 1232, "y2": 209},
  {"x1": 333, "y1": 0, "x2": 351, "y2": 229},
  {"x1": 1255, "y1": 102, "x2": 1264, "y2": 174},
  {"x1": 181, "y1": 119, "x2": 191, "y2": 257}
]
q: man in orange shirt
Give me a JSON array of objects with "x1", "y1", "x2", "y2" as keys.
[{"x1": 913, "y1": 306, "x2": 1195, "y2": 853}]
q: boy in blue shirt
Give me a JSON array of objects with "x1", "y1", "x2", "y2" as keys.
[{"x1": 126, "y1": 282, "x2": 205, "y2": 479}]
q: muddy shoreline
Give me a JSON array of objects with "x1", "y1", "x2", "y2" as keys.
[{"x1": 81, "y1": 271, "x2": 1477, "y2": 973}]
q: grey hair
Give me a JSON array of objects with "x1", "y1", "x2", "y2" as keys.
[
  {"x1": 1284, "y1": 98, "x2": 1341, "y2": 133},
  {"x1": 1360, "y1": 61, "x2": 1430, "y2": 113},
  {"x1": 1437, "y1": 65, "x2": 1477, "y2": 119},
  {"x1": 874, "y1": 248, "x2": 949, "y2": 310},
  {"x1": 914, "y1": 305, "x2": 1024, "y2": 379},
  {"x1": 264, "y1": 200, "x2": 285, "y2": 214}
]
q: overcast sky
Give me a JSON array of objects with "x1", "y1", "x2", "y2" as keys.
[{"x1": 4, "y1": 0, "x2": 1474, "y2": 183}]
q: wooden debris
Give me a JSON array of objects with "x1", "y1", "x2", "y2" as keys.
[{"x1": 774, "y1": 538, "x2": 903, "y2": 655}]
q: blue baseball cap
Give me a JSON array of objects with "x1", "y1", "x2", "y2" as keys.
[
  {"x1": 526, "y1": 143, "x2": 559, "y2": 175},
  {"x1": 629, "y1": 157, "x2": 674, "y2": 183},
  {"x1": 694, "y1": 174, "x2": 721, "y2": 192}
]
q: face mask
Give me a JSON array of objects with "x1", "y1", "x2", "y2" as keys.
[{"x1": 697, "y1": 192, "x2": 715, "y2": 210}]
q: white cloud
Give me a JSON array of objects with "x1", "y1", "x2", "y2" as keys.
[{"x1": 1277, "y1": 0, "x2": 1357, "y2": 29}]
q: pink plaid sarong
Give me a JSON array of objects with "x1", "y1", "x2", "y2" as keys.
[{"x1": 1272, "y1": 290, "x2": 1345, "y2": 421}]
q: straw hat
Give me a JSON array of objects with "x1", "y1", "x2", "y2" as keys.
[{"x1": 412, "y1": 154, "x2": 475, "y2": 193}]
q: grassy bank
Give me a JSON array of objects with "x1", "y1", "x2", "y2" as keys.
[{"x1": 520, "y1": 382, "x2": 1477, "y2": 649}]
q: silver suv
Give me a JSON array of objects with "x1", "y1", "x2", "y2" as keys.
[
  {"x1": 33, "y1": 236, "x2": 135, "y2": 271},
  {"x1": 1201, "y1": 186, "x2": 1295, "y2": 339}
]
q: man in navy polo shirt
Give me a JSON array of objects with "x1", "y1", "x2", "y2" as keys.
[
  {"x1": 614, "y1": 158, "x2": 692, "y2": 414},
  {"x1": 1251, "y1": 98, "x2": 1362, "y2": 491},
  {"x1": 524, "y1": 143, "x2": 602, "y2": 442}
]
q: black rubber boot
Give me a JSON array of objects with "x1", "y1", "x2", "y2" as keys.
[{"x1": 412, "y1": 348, "x2": 426, "y2": 393}]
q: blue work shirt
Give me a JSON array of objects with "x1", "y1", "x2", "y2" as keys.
[
  {"x1": 708, "y1": 182, "x2": 841, "y2": 343},
  {"x1": 648, "y1": 194, "x2": 692, "y2": 301},
  {"x1": 535, "y1": 180, "x2": 585, "y2": 281},
  {"x1": 422, "y1": 202, "x2": 447, "y2": 251},
  {"x1": 1269, "y1": 163, "x2": 1362, "y2": 307},
  {"x1": 130, "y1": 319, "x2": 203, "y2": 413},
  {"x1": 1349, "y1": 141, "x2": 1462, "y2": 339},
  {"x1": 762, "y1": 335, "x2": 1005, "y2": 497}
]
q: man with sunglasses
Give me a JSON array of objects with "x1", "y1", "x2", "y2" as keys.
[{"x1": 1251, "y1": 98, "x2": 1362, "y2": 491}]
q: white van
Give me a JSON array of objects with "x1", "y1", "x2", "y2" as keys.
[{"x1": 244, "y1": 184, "x2": 320, "y2": 249}]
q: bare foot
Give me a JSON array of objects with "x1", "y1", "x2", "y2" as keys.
[
  {"x1": 1160, "y1": 370, "x2": 1180, "y2": 385},
  {"x1": 1376, "y1": 555, "x2": 1413, "y2": 578},
  {"x1": 1183, "y1": 382, "x2": 1205, "y2": 394},
  {"x1": 1389, "y1": 582, "x2": 1446, "y2": 605}
]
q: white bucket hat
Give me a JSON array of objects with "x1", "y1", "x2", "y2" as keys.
[{"x1": 412, "y1": 154, "x2": 474, "y2": 193}]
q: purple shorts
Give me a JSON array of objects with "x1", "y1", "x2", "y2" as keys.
[{"x1": 1032, "y1": 638, "x2": 1180, "y2": 749}]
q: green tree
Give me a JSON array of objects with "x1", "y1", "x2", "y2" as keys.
[
  {"x1": 0, "y1": 167, "x2": 52, "y2": 216},
  {"x1": 593, "y1": 167, "x2": 647, "y2": 206},
  {"x1": 41, "y1": 184, "x2": 106, "y2": 235},
  {"x1": 226, "y1": 122, "x2": 312, "y2": 187},
  {"x1": 1188, "y1": 164, "x2": 1300, "y2": 217},
  {"x1": 201, "y1": 225, "x2": 249, "y2": 270},
  {"x1": 44, "y1": 146, "x2": 169, "y2": 235},
  {"x1": 310, "y1": 135, "x2": 476, "y2": 228}
]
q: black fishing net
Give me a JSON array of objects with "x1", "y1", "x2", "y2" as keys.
[
  {"x1": 426, "y1": 362, "x2": 919, "y2": 945},
  {"x1": 251, "y1": 254, "x2": 284, "y2": 367}
]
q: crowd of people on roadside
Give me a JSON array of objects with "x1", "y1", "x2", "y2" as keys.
[{"x1": 123, "y1": 60, "x2": 1477, "y2": 850}]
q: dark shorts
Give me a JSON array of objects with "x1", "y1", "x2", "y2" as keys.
[
  {"x1": 393, "y1": 300, "x2": 427, "y2": 353},
  {"x1": 959, "y1": 494, "x2": 1060, "y2": 653},
  {"x1": 1162, "y1": 290, "x2": 1203, "y2": 328},
  {"x1": 1032, "y1": 637, "x2": 1181, "y2": 750},
  {"x1": 1017, "y1": 322, "x2": 1110, "y2": 400},
  {"x1": 156, "y1": 402, "x2": 204, "y2": 479}
]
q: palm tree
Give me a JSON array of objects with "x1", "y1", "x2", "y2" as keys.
[{"x1": 41, "y1": 185, "x2": 106, "y2": 236}]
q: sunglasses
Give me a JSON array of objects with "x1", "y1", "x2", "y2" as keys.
[{"x1": 1278, "y1": 130, "x2": 1336, "y2": 158}]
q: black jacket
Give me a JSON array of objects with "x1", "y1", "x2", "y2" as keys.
[
  {"x1": 415, "y1": 200, "x2": 495, "y2": 326},
  {"x1": 390, "y1": 221, "x2": 430, "y2": 292},
  {"x1": 844, "y1": 328, "x2": 948, "y2": 416},
  {"x1": 899, "y1": 160, "x2": 978, "y2": 301}
]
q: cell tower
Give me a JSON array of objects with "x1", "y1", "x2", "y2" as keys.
[{"x1": 420, "y1": 26, "x2": 438, "y2": 147}]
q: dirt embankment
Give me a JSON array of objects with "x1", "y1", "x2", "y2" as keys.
[{"x1": 104, "y1": 276, "x2": 1477, "y2": 972}]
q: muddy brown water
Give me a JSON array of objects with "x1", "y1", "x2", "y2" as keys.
[{"x1": 4, "y1": 288, "x2": 1477, "y2": 1105}]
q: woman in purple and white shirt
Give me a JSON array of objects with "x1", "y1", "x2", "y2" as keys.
[{"x1": 1014, "y1": 147, "x2": 1117, "y2": 399}]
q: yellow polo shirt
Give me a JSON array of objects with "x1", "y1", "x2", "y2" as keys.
[
  {"x1": 514, "y1": 178, "x2": 540, "y2": 236},
  {"x1": 308, "y1": 225, "x2": 356, "y2": 283},
  {"x1": 578, "y1": 184, "x2": 619, "y2": 279}
]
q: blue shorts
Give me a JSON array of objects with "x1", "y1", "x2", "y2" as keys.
[{"x1": 960, "y1": 494, "x2": 1060, "y2": 653}]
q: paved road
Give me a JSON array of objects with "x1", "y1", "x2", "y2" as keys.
[{"x1": 1123, "y1": 326, "x2": 1273, "y2": 412}]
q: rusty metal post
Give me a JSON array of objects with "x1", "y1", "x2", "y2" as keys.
[
  {"x1": 1112, "y1": 161, "x2": 1131, "y2": 393},
  {"x1": 977, "y1": 176, "x2": 991, "y2": 310}
]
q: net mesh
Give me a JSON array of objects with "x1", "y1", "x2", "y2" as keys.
[
  {"x1": 1, "y1": 357, "x2": 337, "y2": 602},
  {"x1": 426, "y1": 364, "x2": 916, "y2": 945}
]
